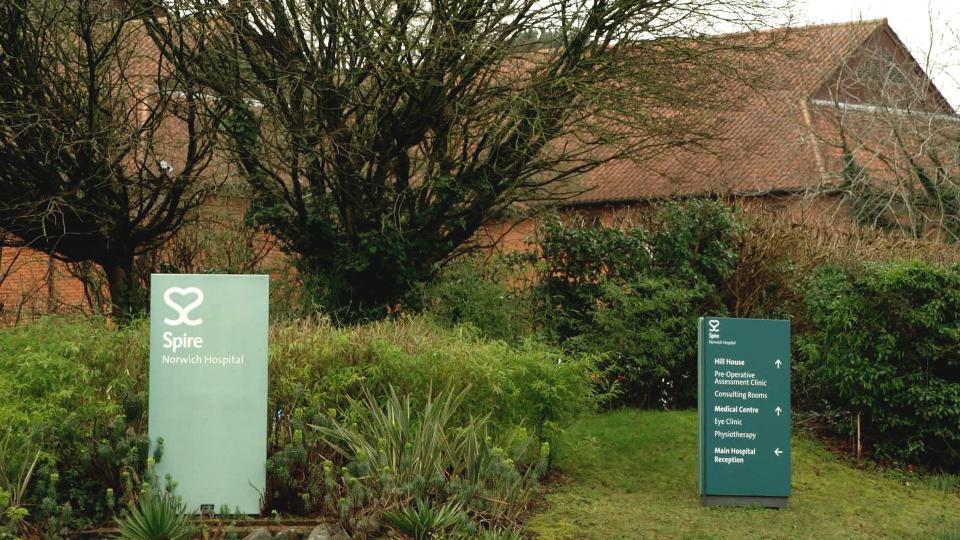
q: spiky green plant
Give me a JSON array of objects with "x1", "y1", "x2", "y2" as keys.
[
  {"x1": 0, "y1": 430, "x2": 39, "y2": 536},
  {"x1": 382, "y1": 499, "x2": 468, "y2": 539},
  {"x1": 115, "y1": 490, "x2": 195, "y2": 540},
  {"x1": 478, "y1": 528, "x2": 525, "y2": 540},
  {"x1": 311, "y1": 386, "x2": 548, "y2": 530}
]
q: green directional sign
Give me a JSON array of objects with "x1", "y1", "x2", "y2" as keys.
[
  {"x1": 698, "y1": 317, "x2": 790, "y2": 507},
  {"x1": 149, "y1": 274, "x2": 269, "y2": 515}
]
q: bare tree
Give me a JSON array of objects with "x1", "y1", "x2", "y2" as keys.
[
  {"x1": 810, "y1": 30, "x2": 960, "y2": 241},
  {"x1": 0, "y1": 242, "x2": 21, "y2": 295},
  {"x1": 142, "y1": 0, "x2": 786, "y2": 321},
  {"x1": 0, "y1": 0, "x2": 224, "y2": 318},
  {"x1": 0, "y1": 242, "x2": 24, "y2": 320},
  {"x1": 0, "y1": 243, "x2": 54, "y2": 325}
]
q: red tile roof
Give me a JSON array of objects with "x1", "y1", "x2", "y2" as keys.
[{"x1": 567, "y1": 19, "x2": 931, "y2": 205}]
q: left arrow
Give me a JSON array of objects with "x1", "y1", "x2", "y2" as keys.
[{"x1": 774, "y1": 448, "x2": 783, "y2": 457}]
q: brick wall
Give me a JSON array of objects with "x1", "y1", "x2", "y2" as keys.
[
  {"x1": 0, "y1": 193, "x2": 873, "y2": 324},
  {"x1": 0, "y1": 247, "x2": 91, "y2": 324},
  {"x1": 487, "y1": 194, "x2": 859, "y2": 253}
]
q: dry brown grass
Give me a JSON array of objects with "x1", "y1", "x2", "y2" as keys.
[{"x1": 726, "y1": 207, "x2": 960, "y2": 322}]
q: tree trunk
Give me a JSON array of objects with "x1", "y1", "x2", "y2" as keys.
[{"x1": 103, "y1": 255, "x2": 145, "y2": 320}]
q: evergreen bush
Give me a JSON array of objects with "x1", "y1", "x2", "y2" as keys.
[
  {"x1": 802, "y1": 260, "x2": 960, "y2": 469},
  {"x1": 533, "y1": 201, "x2": 742, "y2": 407}
]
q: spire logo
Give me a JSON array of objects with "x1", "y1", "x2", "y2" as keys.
[
  {"x1": 708, "y1": 319, "x2": 720, "y2": 339},
  {"x1": 163, "y1": 287, "x2": 204, "y2": 326}
]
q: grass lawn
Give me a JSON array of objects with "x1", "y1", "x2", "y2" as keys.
[{"x1": 526, "y1": 410, "x2": 960, "y2": 539}]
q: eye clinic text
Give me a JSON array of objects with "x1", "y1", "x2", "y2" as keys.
[{"x1": 163, "y1": 331, "x2": 203, "y2": 352}]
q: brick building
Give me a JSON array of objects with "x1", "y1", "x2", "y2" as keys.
[
  {"x1": 2, "y1": 19, "x2": 955, "y2": 321},
  {"x1": 488, "y1": 19, "x2": 957, "y2": 250}
]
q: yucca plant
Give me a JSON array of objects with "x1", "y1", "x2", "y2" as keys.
[
  {"x1": 0, "y1": 430, "x2": 39, "y2": 535},
  {"x1": 311, "y1": 385, "x2": 545, "y2": 530},
  {"x1": 312, "y1": 386, "x2": 477, "y2": 500},
  {"x1": 478, "y1": 528, "x2": 525, "y2": 540},
  {"x1": 115, "y1": 490, "x2": 195, "y2": 540},
  {"x1": 382, "y1": 499, "x2": 469, "y2": 539}
]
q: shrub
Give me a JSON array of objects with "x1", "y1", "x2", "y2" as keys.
[
  {"x1": 0, "y1": 316, "x2": 595, "y2": 533},
  {"x1": 116, "y1": 461, "x2": 195, "y2": 540},
  {"x1": 116, "y1": 490, "x2": 195, "y2": 540},
  {"x1": 382, "y1": 499, "x2": 471, "y2": 539},
  {"x1": 267, "y1": 318, "x2": 594, "y2": 439},
  {"x1": 0, "y1": 431, "x2": 39, "y2": 538},
  {"x1": 264, "y1": 318, "x2": 595, "y2": 515},
  {"x1": 723, "y1": 210, "x2": 811, "y2": 320},
  {"x1": 417, "y1": 257, "x2": 536, "y2": 343},
  {"x1": 532, "y1": 201, "x2": 742, "y2": 407},
  {"x1": 535, "y1": 217, "x2": 651, "y2": 341},
  {"x1": 649, "y1": 200, "x2": 743, "y2": 297},
  {"x1": 569, "y1": 278, "x2": 707, "y2": 408},
  {"x1": 312, "y1": 387, "x2": 547, "y2": 536},
  {"x1": 801, "y1": 260, "x2": 960, "y2": 469},
  {"x1": 0, "y1": 318, "x2": 151, "y2": 532}
]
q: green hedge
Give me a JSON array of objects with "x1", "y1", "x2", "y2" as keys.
[
  {"x1": 0, "y1": 317, "x2": 596, "y2": 531},
  {"x1": 265, "y1": 318, "x2": 596, "y2": 513},
  {"x1": 534, "y1": 201, "x2": 741, "y2": 408},
  {"x1": 0, "y1": 318, "x2": 150, "y2": 533},
  {"x1": 416, "y1": 257, "x2": 535, "y2": 343},
  {"x1": 801, "y1": 260, "x2": 960, "y2": 469}
]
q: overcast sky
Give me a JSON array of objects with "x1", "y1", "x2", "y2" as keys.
[{"x1": 792, "y1": 0, "x2": 959, "y2": 107}]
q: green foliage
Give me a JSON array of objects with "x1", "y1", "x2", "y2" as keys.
[
  {"x1": 310, "y1": 387, "x2": 548, "y2": 535},
  {"x1": 382, "y1": 499, "x2": 470, "y2": 539},
  {"x1": 262, "y1": 318, "x2": 593, "y2": 521},
  {"x1": 569, "y1": 278, "x2": 708, "y2": 408},
  {"x1": 536, "y1": 217, "x2": 651, "y2": 341},
  {"x1": 801, "y1": 260, "x2": 960, "y2": 469},
  {"x1": 0, "y1": 431, "x2": 39, "y2": 537},
  {"x1": 267, "y1": 317, "x2": 594, "y2": 437},
  {"x1": 0, "y1": 318, "x2": 151, "y2": 531},
  {"x1": 533, "y1": 201, "x2": 742, "y2": 407},
  {"x1": 0, "y1": 316, "x2": 594, "y2": 534},
  {"x1": 116, "y1": 489, "x2": 195, "y2": 540},
  {"x1": 927, "y1": 473, "x2": 960, "y2": 493},
  {"x1": 477, "y1": 528, "x2": 525, "y2": 540},
  {"x1": 417, "y1": 256, "x2": 535, "y2": 343},
  {"x1": 650, "y1": 200, "x2": 743, "y2": 297},
  {"x1": 0, "y1": 489, "x2": 28, "y2": 539}
]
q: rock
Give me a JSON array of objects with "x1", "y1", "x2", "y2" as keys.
[
  {"x1": 273, "y1": 530, "x2": 306, "y2": 540},
  {"x1": 306, "y1": 524, "x2": 337, "y2": 540},
  {"x1": 242, "y1": 527, "x2": 273, "y2": 540},
  {"x1": 307, "y1": 523, "x2": 351, "y2": 540}
]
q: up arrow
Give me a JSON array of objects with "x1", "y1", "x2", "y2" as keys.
[
  {"x1": 775, "y1": 358, "x2": 782, "y2": 369},
  {"x1": 775, "y1": 406, "x2": 782, "y2": 416},
  {"x1": 774, "y1": 448, "x2": 783, "y2": 457}
]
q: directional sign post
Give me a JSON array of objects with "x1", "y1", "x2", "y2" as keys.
[{"x1": 698, "y1": 317, "x2": 791, "y2": 508}]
